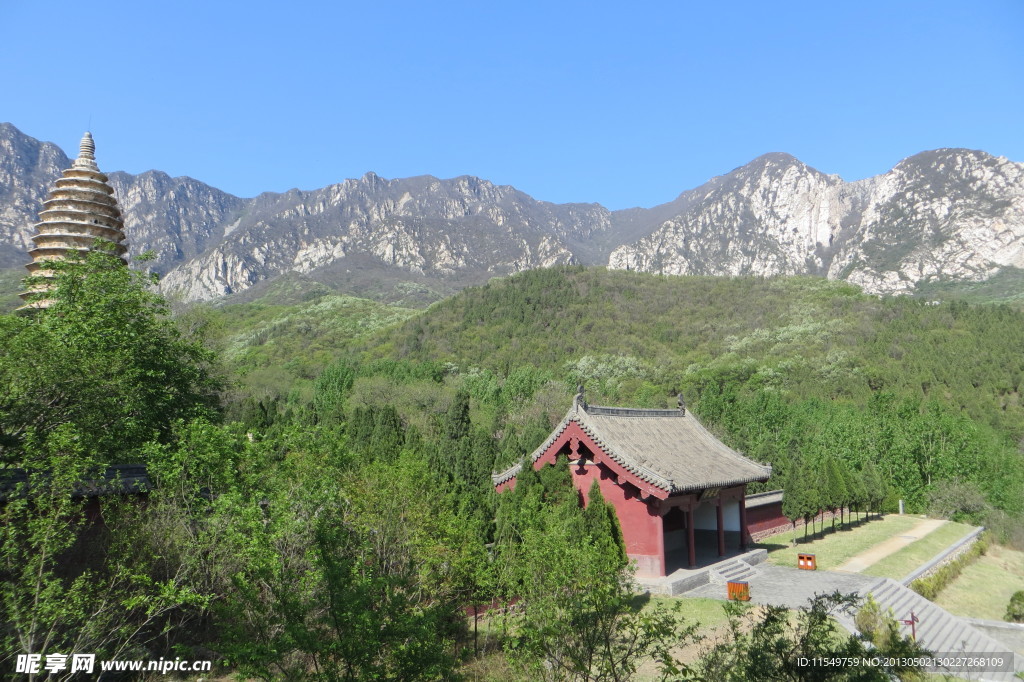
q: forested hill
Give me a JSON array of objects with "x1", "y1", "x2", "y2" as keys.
[
  {"x1": 360, "y1": 267, "x2": 1023, "y2": 437},
  {"x1": 342, "y1": 267, "x2": 1024, "y2": 513}
]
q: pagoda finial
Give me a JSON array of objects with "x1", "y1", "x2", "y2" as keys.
[{"x1": 72, "y1": 132, "x2": 98, "y2": 171}]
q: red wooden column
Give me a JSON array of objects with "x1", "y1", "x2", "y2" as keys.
[
  {"x1": 655, "y1": 511, "x2": 667, "y2": 577},
  {"x1": 739, "y1": 496, "x2": 749, "y2": 552},
  {"x1": 686, "y1": 508, "x2": 696, "y2": 568},
  {"x1": 716, "y1": 501, "x2": 726, "y2": 557}
]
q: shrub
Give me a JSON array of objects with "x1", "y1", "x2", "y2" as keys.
[
  {"x1": 981, "y1": 509, "x2": 1024, "y2": 551},
  {"x1": 1006, "y1": 591, "x2": 1024, "y2": 623},
  {"x1": 911, "y1": 532, "x2": 990, "y2": 600},
  {"x1": 926, "y1": 479, "x2": 990, "y2": 522}
]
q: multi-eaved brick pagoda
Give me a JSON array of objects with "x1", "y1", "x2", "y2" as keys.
[{"x1": 19, "y1": 132, "x2": 128, "y2": 309}]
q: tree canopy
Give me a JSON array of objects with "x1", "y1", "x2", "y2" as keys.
[{"x1": 0, "y1": 252, "x2": 220, "y2": 466}]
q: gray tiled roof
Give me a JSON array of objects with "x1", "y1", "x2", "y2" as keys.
[
  {"x1": 745, "y1": 489, "x2": 784, "y2": 508},
  {"x1": 493, "y1": 403, "x2": 771, "y2": 494},
  {"x1": 0, "y1": 464, "x2": 152, "y2": 501}
]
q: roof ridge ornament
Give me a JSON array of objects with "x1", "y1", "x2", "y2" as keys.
[
  {"x1": 677, "y1": 393, "x2": 686, "y2": 416},
  {"x1": 72, "y1": 131, "x2": 99, "y2": 171},
  {"x1": 574, "y1": 384, "x2": 587, "y2": 412}
]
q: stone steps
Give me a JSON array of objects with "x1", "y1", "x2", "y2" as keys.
[
  {"x1": 709, "y1": 558, "x2": 758, "y2": 585},
  {"x1": 859, "y1": 578, "x2": 1022, "y2": 681}
]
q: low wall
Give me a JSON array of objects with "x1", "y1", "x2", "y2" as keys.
[
  {"x1": 901, "y1": 526, "x2": 985, "y2": 585},
  {"x1": 749, "y1": 508, "x2": 852, "y2": 542}
]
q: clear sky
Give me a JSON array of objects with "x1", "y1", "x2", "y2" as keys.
[{"x1": 2, "y1": 1, "x2": 1022, "y2": 209}]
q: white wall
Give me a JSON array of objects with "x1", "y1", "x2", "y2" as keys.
[{"x1": 693, "y1": 500, "x2": 742, "y2": 531}]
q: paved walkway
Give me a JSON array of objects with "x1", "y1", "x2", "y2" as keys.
[
  {"x1": 832, "y1": 517, "x2": 946, "y2": 573},
  {"x1": 680, "y1": 565, "x2": 1024, "y2": 680},
  {"x1": 682, "y1": 564, "x2": 878, "y2": 609}
]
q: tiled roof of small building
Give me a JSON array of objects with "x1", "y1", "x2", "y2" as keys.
[
  {"x1": 492, "y1": 402, "x2": 771, "y2": 494},
  {"x1": 0, "y1": 464, "x2": 151, "y2": 501}
]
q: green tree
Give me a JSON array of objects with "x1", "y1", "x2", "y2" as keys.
[
  {"x1": 782, "y1": 461, "x2": 808, "y2": 543},
  {"x1": 697, "y1": 592, "x2": 931, "y2": 681},
  {"x1": 444, "y1": 389, "x2": 471, "y2": 441},
  {"x1": 823, "y1": 458, "x2": 848, "y2": 531},
  {"x1": 501, "y1": 493, "x2": 690, "y2": 682},
  {"x1": 861, "y1": 460, "x2": 887, "y2": 520},
  {"x1": 1006, "y1": 591, "x2": 1024, "y2": 623},
  {"x1": 844, "y1": 463, "x2": 868, "y2": 524},
  {"x1": 0, "y1": 426, "x2": 208, "y2": 681},
  {"x1": 312, "y1": 360, "x2": 355, "y2": 426},
  {"x1": 0, "y1": 251, "x2": 220, "y2": 466},
  {"x1": 583, "y1": 480, "x2": 628, "y2": 569}
]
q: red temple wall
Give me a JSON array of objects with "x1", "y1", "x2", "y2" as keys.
[
  {"x1": 570, "y1": 461, "x2": 665, "y2": 577},
  {"x1": 746, "y1": 501, "x2": 789, "y2": 535}
]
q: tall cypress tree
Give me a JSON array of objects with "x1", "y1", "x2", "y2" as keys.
[
  {"x1": 824, "y1": 458, "x2": 848, "y2": 531},
  {"x1": 444, "y1": 390, "x2": 472, "y2": 441},
  {"x1": 782, "y1": 462, "x2": 806, "y2": 543},
  {"x1": 583, "y1": 480, "x2": 627, "y2": 568}
]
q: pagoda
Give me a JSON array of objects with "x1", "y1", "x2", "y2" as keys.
[{"x1": 19, "y1": 132, "x2": 128, "y2": 309}]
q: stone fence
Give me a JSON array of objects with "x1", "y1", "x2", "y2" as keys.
[{"x1": 900, "y1": 526, "x2": 985, "y2": 585}]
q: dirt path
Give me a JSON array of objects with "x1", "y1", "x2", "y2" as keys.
[{"x1": 833, "y1": 517, "x2": 946, "y2": 573}]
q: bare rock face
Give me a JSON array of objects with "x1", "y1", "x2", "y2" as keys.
[
  {"x1": 610, "y1": 153, "x2": 853, "y2": 278},
  {"x1": 830, "y1": 150, "x2": 1024, "y2": 294},
  {"x1": 0, "y1": 123, "x2": 70, "y2": 266},
  {"x1": 158, "y1": 171, "x2": 612, "y2": 300},
  {"x1": 609, "y1": 150, "x2": 1024, "y2": 295},
  {"x1": 107, "y1": 170, "x2": 246, "y2": 277},
  {"x1": 2, "y1": 123, "x2": 1022, "y2": 302}
]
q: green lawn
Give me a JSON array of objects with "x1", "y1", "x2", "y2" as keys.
[
  {"x1": 759, "y1": 514, "x2": 922, "y2": 571},
  {"x1": 863, "y1": 521, "x2": 976, "y2": 579},
  {"x1": 935, "y1": 545, "x2": 1024, "y2": 621},
  {"x1": 645, "y1": 595, "x2": 732, "y2": 631}
]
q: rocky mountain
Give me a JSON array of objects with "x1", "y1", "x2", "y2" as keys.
[
  {"x1": 1, "y1": 122, "x2": 1022, "y2": 303},
  {"x1": 610, "y1": 150, "x2": 1024, "y2": 295}
]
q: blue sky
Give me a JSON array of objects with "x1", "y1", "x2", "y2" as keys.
[{"x1": 3, "y1": 1, "x2": 1022, "y2": 209}]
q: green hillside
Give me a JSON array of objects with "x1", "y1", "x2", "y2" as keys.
[
  {"x1": 202, "y1": 289, "x2": 416, "y2": 396},
  {"x1": 198, "y1": 266, "x2": 1024, "y2": 516},
  {"x1": 4, "y1": 257, "x2": 1017, "y2": 679},
  {"x1": 340, "y1": 268, "x2": 1022, "y2": 509}
]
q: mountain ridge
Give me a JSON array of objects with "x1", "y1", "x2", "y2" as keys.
[{"x1": 2, "y1": 122, "x2": 1022, "y2": 303}]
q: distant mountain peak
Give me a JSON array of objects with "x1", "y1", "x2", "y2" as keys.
[{"x1": 1, "y1": 122, "x2": 1022, "y2": 303}]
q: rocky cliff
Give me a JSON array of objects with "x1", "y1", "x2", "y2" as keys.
[
  {"x1": 2, "y1": 123, "x2": 1022, "y2": 302},
  {"x1": 609, "y1": 150, "x2": 1024, "y2": 294}
]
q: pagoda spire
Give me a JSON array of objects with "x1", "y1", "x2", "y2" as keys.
[
  {"x1": 72, "y1": 131, "x2": 99, "y2": 171},
  {"x1": 18, "y1": 132, "x2": 129, "y2": 310}
]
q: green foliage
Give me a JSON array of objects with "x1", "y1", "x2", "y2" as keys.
[
  {"x1": 211, "y1": 292, "x2": 416, "y2": 380},
  {"x1": 697, "y1": 592, "x2": 931, "y2": 681},
  {"x1": 854, "y1": 595, "x2": 889, "y2": 645},
  {"x1": 1005, "y1": 590, "x2": 1024, "y2": 623},
  {"x1": 0, "y1": 251, "x2": 220, "y2": 465},
  {"x1": 0, "y1": 426, "x2": 209, "y2": 677},
  {"x1": 341, "y1": 268, "x2": 1024, "y2": 516},
  {"x1": 583, "y1": 481, "x2": 628, "y2": 570},
  {"x1": 444, "y1": 389, "x2": 471, "y2": 441},
  {"x1": 823, "y1": 458, "x2": 848, "y2": 529},
  {"x1": 861, "y1": 460, "x2": 887, "y2": 518},
  {"x1": 781, "y1": 456, "x2": 810, "y2": 536},
  {"x1": 497, "y1": 466, "x2": 690, "y2": 682},
  {"x1": 926, "y1": 478, "x2": 990, "y2": 522},
  {"x1": 911, "y1": 532, "x2": 991, "y2": 600},
  {"x1": 10, "y1": 257, "x2": 1024, "y2": 677},
  {"x1": 313, "y1": 360, "x2": 356, "y2": 426}
]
